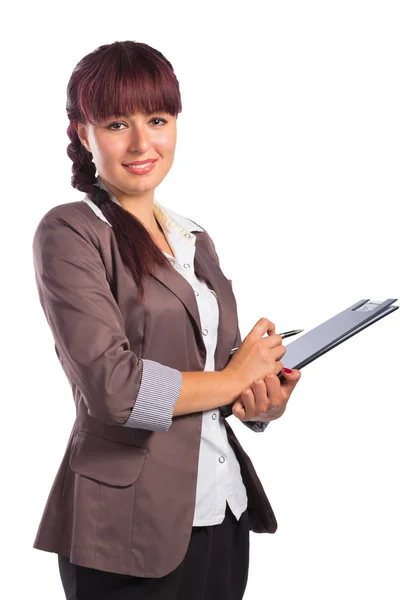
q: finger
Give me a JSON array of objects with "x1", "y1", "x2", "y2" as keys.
[
  {"x1": 264, "y1": 373, "x2": 285, "y2": 406},
  {"x1": 280, "y1": 368, "x2": 302, "y2": 392},
  {"x1": 251, "y1": 378, "x2": 269, "y2": 415},
  {"x1": 232, "y1": 400, "x2": 246, "y2": 420},
  {"x1": 262, "y1": 318, "x2": 275, "y2": 336},
  {"x1": 251, "y1": 318, "x2": 275, "y2": 339},
  {"x1": 233, "y1": 387, "x2": 255, "y2": 420},
  {"x1": 242, "y1": 386, "x2": 257, "y2": 418},
  {"x1": 262, "y1": 333, "x2": 282, "y2": 349}
]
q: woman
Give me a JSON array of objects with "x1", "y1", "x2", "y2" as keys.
[{"x1": 32, "y1": 40, "x2": 301, "y2": 600}]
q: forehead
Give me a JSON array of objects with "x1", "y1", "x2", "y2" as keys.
[
  {"x1": 116, "y1": 110, "x2": 172, "y2": 116},
  {"x1": 101, "y1": 110, "x2": 175, "y2": 120}
]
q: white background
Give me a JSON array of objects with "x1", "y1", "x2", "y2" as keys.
[{"x1": 1, "y1": 1, "x2": 399, "y2": 598}]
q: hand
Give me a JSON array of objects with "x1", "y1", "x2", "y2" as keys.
[
  {"x1": 224, "y1": 318, "x2": 286, "y2": 387},
  {"x1": 231, "y1": 368, "x2": 302, "y2": 423}
]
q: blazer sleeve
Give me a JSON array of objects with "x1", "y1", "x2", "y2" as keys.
[
  {"x1": 32, "y1": 207, "x2": 182, "y2": 431},
  {"x1": 202, "y1": 229, "x2": 268, "y2": 433}
]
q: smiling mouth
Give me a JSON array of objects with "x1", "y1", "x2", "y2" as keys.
[
  {"x1": 122, "y1": 159, "x2": 157, "y2": 167},
  {"x1": 122, "y1": 161, "x2": 157, "y2": 174}
]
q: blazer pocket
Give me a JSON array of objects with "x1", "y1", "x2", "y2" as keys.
[{"x1": 69, "y1": 431, "x2": 148, "y2": 487}]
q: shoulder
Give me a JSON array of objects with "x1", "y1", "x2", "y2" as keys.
[
  {"x1": 35, "y1": 200, "x2": 106, "y2": 228},
  {"x1": 33, "y1": 200, "x2": 110, "y2": 240},
  {"x1": 32, "y1": 200, "x2": 112, "y2": 262}
]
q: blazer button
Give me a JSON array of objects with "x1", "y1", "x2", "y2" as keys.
[{"x1": 202, "y1": 328, "x2": 208, "y2": 336}]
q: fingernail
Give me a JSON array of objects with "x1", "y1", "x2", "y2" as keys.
[{"x1": 283, "y1": 368, "x2": 292, "y2": 373}]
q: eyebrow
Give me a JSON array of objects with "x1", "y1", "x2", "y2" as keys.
[{"x1": 113, "y1": 110, "x2": 166, "y2": 118}]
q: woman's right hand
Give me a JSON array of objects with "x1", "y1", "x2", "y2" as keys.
[{"x1": 223, "y1": 318, "x2": 286, "y2": 391}]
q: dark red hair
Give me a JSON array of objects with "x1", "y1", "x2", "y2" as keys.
[{"x1": 66, "y1": 41, "x2": 183, "y2": 301}]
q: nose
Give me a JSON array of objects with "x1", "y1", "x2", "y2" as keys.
[{"x1": 127, "y1": 123, "x2": 150, "y2": 154}]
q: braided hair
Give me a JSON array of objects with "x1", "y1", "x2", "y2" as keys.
[{"x1": 65, "y1": 41, "x2": 182, "y2": 301}]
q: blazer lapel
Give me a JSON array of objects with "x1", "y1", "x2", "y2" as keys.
[
  {"x1": 148, "y1": 260, "x2": 205, "y2": 352},
  {"x1": 149, "y1": 235, "x2": 237, "y2": 371},
  {"x1": 194, "y1": 237, "x2": 238, "y2": 371}
]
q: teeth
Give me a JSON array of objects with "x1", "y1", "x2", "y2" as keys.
[{"x1": 129, "y1": 162, "x2": 153, "y2": 169}]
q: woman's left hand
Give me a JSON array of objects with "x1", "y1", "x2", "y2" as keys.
[{"x1": 231, "y1": 368, "x2": 302, "y2": 423}]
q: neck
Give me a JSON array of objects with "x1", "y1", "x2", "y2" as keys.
[{"x1": 97, "y1": 176, "x2": 160, "y2": 236}]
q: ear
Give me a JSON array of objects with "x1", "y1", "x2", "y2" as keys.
[{"x1": 76, "y1": 122, "x2": 91, "y2": 153}]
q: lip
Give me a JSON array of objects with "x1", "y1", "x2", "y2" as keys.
[
  {"x1": 123, "y1": 159, "x2": 157, "y2": 166},
  {"x1": 122, "y1": 161, "x2": 157, "y2": 175}
]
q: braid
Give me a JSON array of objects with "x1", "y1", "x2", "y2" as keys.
[
  {"x1": 67, "y1": 123, "x2": 97, "y2": 195},
  {"x1": 66, "y1": 123, "x2": 110, "y2": 208}
]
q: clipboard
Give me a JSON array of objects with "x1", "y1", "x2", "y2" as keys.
[
  {"x1": 280, "y1": 298, "x2": 398, "y2": 371},
  {"x1": 220, "y1": 298, "x2": 398, "y2": 419}
]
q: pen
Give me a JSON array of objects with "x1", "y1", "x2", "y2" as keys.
[{"x1": 229, "y1": 328, "x2": 304, "y2": 356}]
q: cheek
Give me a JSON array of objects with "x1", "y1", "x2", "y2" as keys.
[
  {"x1": 104, "y1": 139, "x2": 126, "y2": 158},
  {"x1": 155, "y1": 131, "x2": 176, "y2": 153},
  {"x1": 91, "y1": 134, "x2": 124, "y2": 160}
]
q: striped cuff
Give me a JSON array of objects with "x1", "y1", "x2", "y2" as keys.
[
  {"x1": 242, "y1": 420, "x2": 269, "y2": 432},
  {"x1": 122, "y1": 359, "x2": 183, "y2": 432}
]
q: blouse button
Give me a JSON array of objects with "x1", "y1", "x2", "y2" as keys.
[
  {"x1": 184, "y1": 233, "x2": 191, "y2": 239},
  {"x1": 202, "y1": 328, "x2": 208, "y2": 336},
  {"x1": 194, "y1": 290, "x2": 199, "y2": 296},
  {"x1": 218, "y1": 456, "x2": 226, "y2": 464},
  {"x1": 183, "y1": 263, "x2": 190, "y2": 269},
  {"x1": 212, "y1": 413, "x2": 217, "y2": 420}
]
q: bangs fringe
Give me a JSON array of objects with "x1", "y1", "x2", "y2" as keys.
[{"x1": 75, "y1": 41, "x2": 182, "y2": 124}]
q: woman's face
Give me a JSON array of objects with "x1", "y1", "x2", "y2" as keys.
[{"x1": 77, "y1": 111, "x2": 177, "y2": 202}]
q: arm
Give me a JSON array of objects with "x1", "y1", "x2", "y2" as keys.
[
  {"x1": 125, "y1": 359, "x2": 241, "y2": 427},
  {"x1": 33, "y1": 208, "x2": 182, "y2": 430}
]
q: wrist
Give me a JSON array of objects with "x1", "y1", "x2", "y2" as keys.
[{"x1": 220, "y1": 368, "x2": 243, "y2": 404}]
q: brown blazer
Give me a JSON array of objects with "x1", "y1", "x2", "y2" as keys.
[{"x1": 32, "y1": 200, "x2": 277, "y2": 578}]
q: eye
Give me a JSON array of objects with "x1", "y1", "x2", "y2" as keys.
[
  {"x1": 108, "y1": 122, "x2": 126, "y2": 131},
  {"x1": 150, "y1": 117, "x2": 167, "y2": 126},
  {"x1": 107, "y1": 117, "x2": 167, "y2": 131}
]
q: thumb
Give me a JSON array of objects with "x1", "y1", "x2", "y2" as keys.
[{"x1": 280, "y1": 367, "x2": 301, "y2": 388}]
